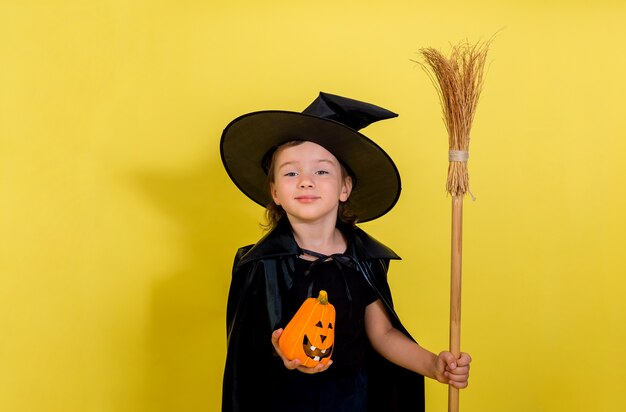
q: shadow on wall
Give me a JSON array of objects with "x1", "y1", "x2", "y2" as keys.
[{"x1": 130, "y1": 149, "x2": 256, "y2": 411}]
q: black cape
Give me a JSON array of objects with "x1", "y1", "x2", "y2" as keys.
[{"x1": 222, "y1": 218, "x2": 424, "y2": 411}]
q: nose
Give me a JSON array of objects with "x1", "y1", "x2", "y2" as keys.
[
  {"x1": 320, "y1": 335, "x2": 327, "y2": 343},
  {"x1": 298, "y1": 174, "x2": 314, "y2": 188}
]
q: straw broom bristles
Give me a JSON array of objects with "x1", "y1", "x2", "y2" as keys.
[{"x1": 414, "y1": 40, "x2": 490, "y2": 196}]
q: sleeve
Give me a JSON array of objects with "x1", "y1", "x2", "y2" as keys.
[
  {"x1": 225, "y1": 246, "x2": 252, "y2": 340},
  {"x1": 222, "y1": 249, "x2": 278, "y2": 412},
  {"x1": 361, "y1": 267, "x2": 380, "y2": 307}
]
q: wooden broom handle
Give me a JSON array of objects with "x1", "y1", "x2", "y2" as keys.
[{"x1": 449, "y1": 195, "x2": 463, "y2": 412}]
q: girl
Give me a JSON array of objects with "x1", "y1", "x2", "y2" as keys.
[{"x1": 220, "y1": 92, "x2": 471, "y2": 412}]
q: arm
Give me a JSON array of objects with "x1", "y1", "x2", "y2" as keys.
[{"x1": 364, "y1": 299, "x2": 471, "y2": 389}]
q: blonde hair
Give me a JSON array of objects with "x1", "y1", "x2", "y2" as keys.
[{"x1": 262, "y1": 141, "x2": 357, "y2": 230}]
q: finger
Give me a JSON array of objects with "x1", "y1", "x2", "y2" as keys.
[
  {"x1": 457, "y1": 352, "x2": 472, "y2": 366},
  {"x1": 445, "y1": 367, "x2": 469, "y2": 380},
  {"x1": 309, "y1": 360, "x2": 331, "y2": 373},
  {"x1": 271, "y1": 329, "x2": 299, "y2": 369},
  {"x1": 280, "y1": 353, "x2": 299, "y2": 369},
  {"x1": 271, "y1": 330, "x2": 283, "y2": 354},
  {"x1": 271, "y1": 328, "x2": 283, "y2": 343},
  {"x1": 297, "y1": 360, "x2": 333, "y2": 374},
  {"x1": 448, "y1": 378, "x2": 469, "y2": 389},
  {"x1": 446, "y1": 365, "x2": 469, "y2": 376},
  {"x1": 445, "y1": 375, "x2": 469, "y2": 391},
  {"x1": 440, "y1": 351, "x2": 458, "y2": 370},
  {"x1": 271, "y1": 330, "x2": 281, "y2": 352},
  {"x1": 319, "y1": 360, "x2": 333, "y2": 372},
  {"x1": 280, "y1": 356, "x2": 302, "y2": 370}
]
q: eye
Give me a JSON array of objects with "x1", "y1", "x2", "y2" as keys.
[
  {"x1": 315, "y1": 321, "x2": 323, "y2": 327},
  {"x1": 283, "y1": 171, "x2": 298, "y2": 177},
  {"x1": 328, "y1": 323, "x2": 333, "y2": 329},
  {"x1": 316, "y1": 170, "x2": 329, "y2": 175}
]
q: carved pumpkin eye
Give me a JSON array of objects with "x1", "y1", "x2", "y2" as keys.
[
  {"x1": 315, "y1": 321, "x2": 323, "y2": 327},
  {"x1": 328, "y1": 323, "x2": 333, "y2": 329}
]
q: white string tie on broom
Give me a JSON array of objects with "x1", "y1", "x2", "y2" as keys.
[
  {"x1": 447, "y1": 150, "x2": 475, "y2": 201},
  {"x1": 448, "y1": 150, "x2": 469, "y2": 162}
]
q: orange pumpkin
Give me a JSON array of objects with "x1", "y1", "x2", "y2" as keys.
[{"x1": 278, "y1": 290, "x2": 335, "y2": 367}]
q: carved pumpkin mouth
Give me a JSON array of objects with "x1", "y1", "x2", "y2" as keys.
[{"x1": 303, "y1": 335, "x2": 333, "y2": 362}]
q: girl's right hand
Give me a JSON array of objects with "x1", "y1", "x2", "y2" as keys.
[{"x1": 271, "y1": 328, "x2": 333, "y2": 374}]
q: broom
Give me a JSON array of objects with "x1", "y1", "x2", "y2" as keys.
[{"x1": 416, "y1": 40, "x2": 490, "y2": 412}]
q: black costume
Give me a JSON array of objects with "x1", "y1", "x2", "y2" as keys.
[
  {"x1": 222, "y1": 217, "x2": 424, "y2": 411},
  {"x1": 220, "y1": 92, "x2": 426, "y2": 411}
]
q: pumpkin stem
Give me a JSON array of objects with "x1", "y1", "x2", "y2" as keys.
[{"x1": 317, "y1": 290, "x2": 329, "y2": 305}]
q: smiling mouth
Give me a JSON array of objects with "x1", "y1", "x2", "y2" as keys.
[
  {"x1": 295, "y1": 196, "x2": 320, "y2": 201},
  {"x1": 303, "y1": 335, "x2": 332, "y2": 362}
]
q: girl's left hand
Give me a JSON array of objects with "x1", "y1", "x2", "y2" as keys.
[{"x1": 434, "y1": 351, "x2": 472, "y2": 389}]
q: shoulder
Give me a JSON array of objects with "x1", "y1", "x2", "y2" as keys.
[
  {"x1": 235, "y1": 219, "x2": 299, "y2": 265},
  {"x1": 234, "y1": 244, "x2": 254, "y2": 262},
  {"x1": 348, "y1": 225, "x2": 401, "y2": 261},
  {"x1": 230, "y1": 244, "x2": 253, "y2": 269}
]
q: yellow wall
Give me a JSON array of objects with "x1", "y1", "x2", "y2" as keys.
[{"x1": 1, "y1": 1, "x2": 625, "y2": 411}]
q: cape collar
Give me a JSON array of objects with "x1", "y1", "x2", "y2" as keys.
[{"x1": 239, "y1": 217, "x2": 400, "y2": 265}]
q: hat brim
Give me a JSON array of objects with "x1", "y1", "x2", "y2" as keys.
[{"x1": 220, "y1": 111, "x2": 401, "y2": 223}]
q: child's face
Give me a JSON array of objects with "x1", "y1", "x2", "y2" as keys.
[{"x1": 270, "y1": 141, "x2": 352, "y2": 225}]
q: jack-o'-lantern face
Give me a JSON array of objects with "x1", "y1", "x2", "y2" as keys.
[
  {"x1": 302, "y1": 319, "x2": 334, "y2": 363},
  {"x1": 278, "y1": 290, "x2": 336, "y2": 367}
]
